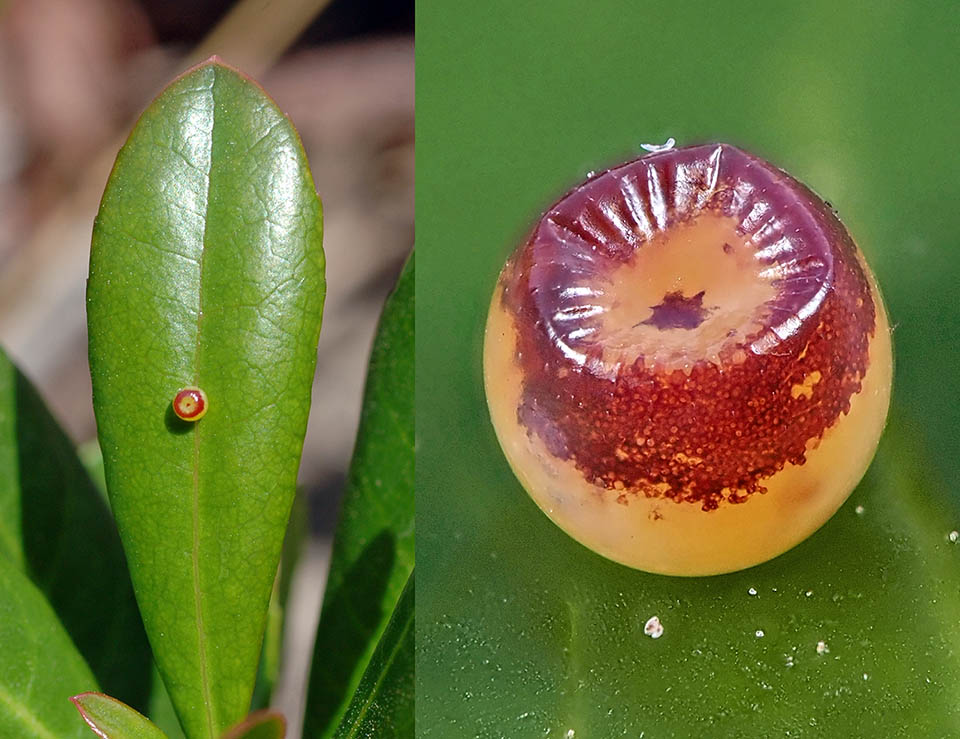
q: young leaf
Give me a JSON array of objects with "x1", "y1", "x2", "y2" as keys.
[
  {"x1": 71, "y1": 693, "x2": 168, "y2": 739},
  {"x1": 0, "y1": 349, "x2": 152, "y2": 709},
  {"x1": 220, "y1": 710, "x2": 286, "y2": 739},
  {"x1": 303, "y1": 253, "x2": 414, "y2": 737},
  {"x1": 333, "y1": 572, "x2": 414, "y2": 739},
  {"x1": 0, "y1": 557, "x2": 98, "y2": 738},
  {"x1": 87, "y1": 58, "x2": 325, "y2": 738}
]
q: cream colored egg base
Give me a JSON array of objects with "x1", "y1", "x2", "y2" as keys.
[{"x1": 483, "y1": 276, "x2": 893, "y2": 576}]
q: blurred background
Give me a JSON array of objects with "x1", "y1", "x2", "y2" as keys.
[{"x1": 0, "y1": 0, "x2": 412, "y2": 733}]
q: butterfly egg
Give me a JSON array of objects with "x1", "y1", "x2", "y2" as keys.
[
  {"x1": 483, "y1": 143, "x2": 892, "y2": 576},
  {"x1": 172, "y1": 386, "x2": 208, "y2": 421}
]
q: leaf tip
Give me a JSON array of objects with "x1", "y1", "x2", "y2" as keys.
[
  {"x1": 69, "y1": 690, "x2": 103, "y2": 708},
  {"x1": 70, "y1": 692, "x2": 110, "y2": 738},
  {"x1": 178, "y1": 54, "x2": 243, "y2": 84}
]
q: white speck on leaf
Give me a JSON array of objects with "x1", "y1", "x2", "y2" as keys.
[
  {"x1": 640, "y1": 137, "x2": 676, "y2": 153},
  {"x1": 644, "y1": 615, "x2": 664, "y2": 639}
]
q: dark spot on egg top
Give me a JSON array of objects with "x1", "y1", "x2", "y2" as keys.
[{"x1": 638, "y1": 290, "x2": 711, "y2": 331}]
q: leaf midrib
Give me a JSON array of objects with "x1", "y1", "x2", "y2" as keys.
[{"x1": 191, "y1": 68, "x2": 216, "y2": 739}]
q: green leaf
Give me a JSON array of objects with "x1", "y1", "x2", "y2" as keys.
[
  {"x1": 333, "y1": 572, "x2": 414, "y2": 739},
  {"x1": 416, "y1": 3, "x2": 960, "y2": 734},
  {"x1": 0, "y1": 349, "x2": 152, "y2": 709},
  {"x1": 145, "y1": 666, "x2": 186, "y2": 739},
  {"x1": 71, "y1": 693, "x2": 168, "y2": 739},
  {"x1": 77, "y1": 440, "x2": 108, "y2": 501},
  {"x1": 249, "y1": 571, "x2": 283, "y2": 711},
  {"x1": 220, "y1": 710, "x2": 285, "y2": 739},
  {"x1": 251, "y1": 490, "x2": 308, "y2": 711},
  {"x1": 87, "y1": 58, "x2": 325, "y2": 739},
  {"x1": 304, "y1": 253, "x2": 414, "y2": 737},
  {"x1": 0, "y1": 557, "x2": 98, "y2": 738}
]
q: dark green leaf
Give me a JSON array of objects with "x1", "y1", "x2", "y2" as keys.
[
  {"x1": 145, "y1": 666, "x2": 185, "y2": 739},
  {"x1": 71, "y1": 692, "x2": 168, "y2": 739},
  {"x1": 87, "y1": 58, "x2": 325, "y2": 738},
  {"x1": 220, "y1": 711, "x2": 285, "y2": 739},
  {"x1": 250, "y1": 572, "x2": 283, "y2": 710},
  {"x1": 0, "y1": 558, "x2": 97, "y2": 738},
  {"x1": 251, "y1": 490, "x2": 309, "y2": 711},
  {"x1": 304, "y1": 253, "x2": 414, "y2": 737},
  {"x1": 0, "y1": 349, "x2": 151, "y2": 709},
  {"x1": 333, "y1": 572, "x2": 414, "y2": 739}
]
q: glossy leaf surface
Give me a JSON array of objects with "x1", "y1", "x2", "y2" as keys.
[
  {"x1": 417, "y1": 2, "x2": 960, "y2": 735},
  {"x1": 333, "y1": 572, "x2": 414, "y2": 739},
  {"x1": 304, "y1": 253, "x2": 414, "y2": 737},
  {"x1": 0, "y1": 558, "x2": 97, "y2": 738},
  {"x1": 71, "y1": 693, "x2": 168, "y2": 739},
  {"x1": 88, "y1": 59, "x2": 325, "y2": 738},
  {"x1": 0, "y1": 349, "x2": 151, "y2": 708}
]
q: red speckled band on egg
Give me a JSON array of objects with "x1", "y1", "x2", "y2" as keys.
[{"x1": 499, "y1": 144, "x2": 876, "y2": 510}]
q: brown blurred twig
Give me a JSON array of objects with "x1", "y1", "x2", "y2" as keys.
[{"x1": 188, "y1": 0, "x2": 334, "y2": 78}]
